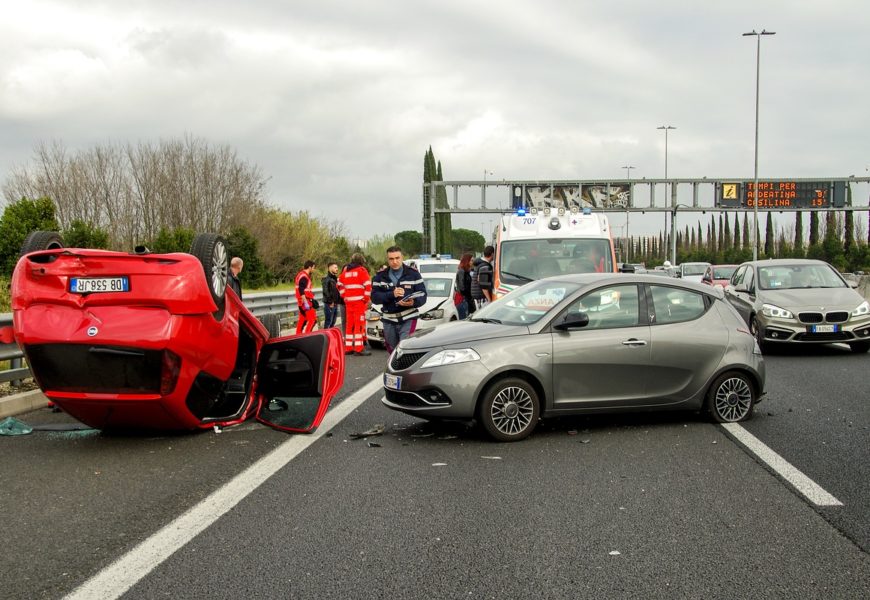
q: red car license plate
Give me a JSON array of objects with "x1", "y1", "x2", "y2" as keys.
[{"x1": 70, "y1": 276, "x2": 130, "y2": 293}]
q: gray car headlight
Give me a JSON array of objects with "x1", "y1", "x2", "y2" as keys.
[
  {"x1": 761, "y1": 303, "x2": 793, "y2": 319},
  {"x1": 420, "y1": 348, "x2": 480, "y2": 368},
  {"x1": 421, "y1": 309, "x2": 444, "y2": 320},
  {"x1": 853, "y1": 300, "x2": 870, "y2": 317}
]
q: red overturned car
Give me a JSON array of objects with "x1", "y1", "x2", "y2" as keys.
[{"x1": 3, "y1": 231, "x2": 345, "y2": 433}]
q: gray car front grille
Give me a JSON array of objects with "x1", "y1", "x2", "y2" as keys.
[{"x1": 390, "y1": 351, "x2": 427, "y2": 371}]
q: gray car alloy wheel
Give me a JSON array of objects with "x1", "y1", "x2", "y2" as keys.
[
  {"x1": 479, "y1": 377, "x2": 539, "y2": 442},
  {"x1": 708, "y1": 372, "x2": 754, "y2": 423}
]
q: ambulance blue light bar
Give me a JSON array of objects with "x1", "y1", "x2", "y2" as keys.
[{"x1": 516, "y1": 207, "x2": 526, "y2": 216}]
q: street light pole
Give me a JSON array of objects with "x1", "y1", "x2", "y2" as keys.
[
  {"x1": 622, "y1": 165, "x2": 635, "y2": 262},
  {"x1": 743, "y1": 29, "x2": 775, "y2": 261},
  {"x1": 657, "y1": 125, "x2": 676, "y2": 263}
]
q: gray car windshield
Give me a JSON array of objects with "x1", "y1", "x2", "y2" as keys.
[
  {"x1": 471, "y1": 280, "x2": 582, "y2": 325},
  {"x1": 757, "y1": 264, "x2": 846, "y2": 290}
]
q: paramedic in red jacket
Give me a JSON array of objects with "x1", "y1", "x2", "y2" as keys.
[
  {"x1": 337, "y1": 253, "x2": 372, "y2": 355},
  {"x1": 295, "y1": 260, "x2": 317, "y2": 334}
]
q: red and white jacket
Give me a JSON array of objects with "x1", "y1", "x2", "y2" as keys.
[
  {"x1": 294, "y1": 269, "x2": 315, "y2": 307},
  {"x1": 337, "y1": 263, "x2": 371, "y2": 304}
]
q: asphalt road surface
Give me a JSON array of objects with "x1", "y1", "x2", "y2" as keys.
[{"x1": 2, "y1": 344, "x2": 868, "y2": 599}]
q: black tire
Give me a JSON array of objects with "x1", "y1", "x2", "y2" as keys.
[
  {"x1": 848, "y1": 341, "x2": 870, "y2": 354},
  {"x1": 189, "y1": 233, "x2": 228, "y2": 318},
  {"x1": 259, "y1": 313, "x2": 282, "y2": 338},
  {"x1": 706, "y1": 371, "x2": 756, "y2": 423},
  {"x1": 478, "y1": 377, "x2": 539, "y2": 442},
  {"x1": 20, "y1": 231, "x2": 64, "y2": 256},
  {"x1": 367, "y1": 339, "x2": 384, "y2": 350},
  {"x1": 749, "y1": 315, "x2": 768, "y2": 353}
]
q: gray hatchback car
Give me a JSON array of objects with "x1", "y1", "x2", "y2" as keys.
[
  {"x1": 724, "y1": 259, "x2": 870, "y2": 353},
  {"x1": 382, "y1": 274, "x2": 765, "y2": 441}
]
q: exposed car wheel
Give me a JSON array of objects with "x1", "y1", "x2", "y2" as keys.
[
  {"x1": 20, "y1": 231, "x2": 64, "y2": 255},
  {"x1": 478, "y1": 377, "x2": 539, "y2": 442},
  {"x1": 259, "y1": 313, "x2": 282, "y2": 338},
  {"x1": 190, "y1": 233, "x2": 228, "y2": 318},
  {"x1": 707, "y1": 371, "x2": 755, "y2": 423},
  {"x1": 848, "y1": 341, "x2": 870, "y2": 354},
  {"x1": 749, "y1": 315, "x2": 768, "y2": 353}
]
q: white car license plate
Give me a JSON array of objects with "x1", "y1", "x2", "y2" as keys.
[
  {"x1": 70, "y1": 276, "x2": 130, "y2": 294},
  {"x1": 810, "y1": 324, "x2": 838, "y2": 333},
  {"x1": 384, "y1": 373, "x2": 402, "y2": 390}
]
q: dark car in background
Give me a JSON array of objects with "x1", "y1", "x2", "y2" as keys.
[
  {"x1": 382, "y1": 274, "x2": 765, "y2": 442},
  {"x1": 724, "y1": 259, "x2": 870, "y2": 353}
]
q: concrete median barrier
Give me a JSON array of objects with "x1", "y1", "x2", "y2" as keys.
[{"x1": 0, "y1": 389, "x2": 49, "y2": 419}]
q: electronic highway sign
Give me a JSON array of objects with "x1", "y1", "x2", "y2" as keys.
[{"x1": 717, "y1": 180, "x2": 847, "y2": 209}]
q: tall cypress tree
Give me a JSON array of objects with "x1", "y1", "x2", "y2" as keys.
[
  {"x1": 422, "y1": 148, "x2": 433, "y2": 252},
  {"x1": 717, "y1": 214, "x2": 724, "y2": 253},
  {"x1": 710, "y1": 217, "x2": 717, "y2": 254},
  {"x1": 724, "y1": 213, "x2": 732, "y2": 248},
  {"x1": 794, "y1": 211, "x2": 804, "y2": 255},
  {"x1": 809, "y1": 211, "x2": 820, "y2": 246},
  {"x1": 742, "y1": 213, "x2": 750, "y2": 248},
  {"x1": 764, "y1": 212, "x2": 774, "y2": 257},
  {"x1": 733, "y1": 213, "x2": 741, "y2": 250},
  {"x1": 435, "y1": 160, "x2": 452, "y2": 254}
]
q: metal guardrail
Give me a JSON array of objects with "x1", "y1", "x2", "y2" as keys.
[{"x1": 0, "y1": 289, "x2": 325, "y2": 388}]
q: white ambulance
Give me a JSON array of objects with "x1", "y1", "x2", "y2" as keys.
[{"x1": 493, "y1": 206, "x2": 617, "y2": 298}]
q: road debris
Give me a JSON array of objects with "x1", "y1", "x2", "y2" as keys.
[
  {"x1": 349, "y1": 424, "x2": 385, "y2": 439},
  {"x1": 0, "y1": 417, "x2": 33, "y2": 436}
]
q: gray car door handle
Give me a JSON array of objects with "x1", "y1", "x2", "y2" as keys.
[{"x1": 622, "y1": 339, "x2": 647, "y2": 347}]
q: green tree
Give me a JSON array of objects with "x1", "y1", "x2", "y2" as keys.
[
  {"x1": 63, "y1": 219, "x2": 110, "y2": 249},
  {"x1": 394, "y1": 230, "x2": 423, "y2": 257},
  {"x1": 794, "y1": 211, "x2": 804, "y2": 257},
  {"x1": 809, "y1": 211, "x2": 819, "y2": 246},
  {"x1": 764, "y1": 213, "x2": 774, "y2": 257},
  {"x1": 150, "y1": 227, "x2": 196, "y2": 254},
  {"x1": 0, "y1": 197, "x2": 60, "y2": 276},
  {"x1": 821, "y1": 211, "x2": 845, "y2": 270},
  {"x1": 451, "y1": 228, "x2": 484, "y2": 256},
  {"x1": 225, "y1": 226, "x2": 270, "y2": 289},
  {"x1": 434, "y1": 158, "x2": 452, "y2": 255},
  {"x1": 733, "y1": 213, "x2": 741, "y2": 250},
  {"x1": 742, "y1": 213, "x2": 750, "y2": 249}
]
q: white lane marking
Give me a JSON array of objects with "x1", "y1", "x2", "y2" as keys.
[
  {"x1": 66, "y1": 375, "x2": 385, "y2": 600},
  {"x1": 721, "y1": 422, "x2": 843, "y2": 507}
]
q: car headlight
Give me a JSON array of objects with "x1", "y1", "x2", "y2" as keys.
[
  {"x1": 853, "y1": 300, "x2": 870, "y2": 317},
  {"x1": 761, "y1": 303, "x2": 793, "y2": 319},
  {"x1": 366, "y1": 310, "x2": 381, "y2": 321},
  {"x1": 420, "y1": 309, "x2": 444, "y2": 320},
  {"x1": 420, "y1": 348, "x2": 480, "y2": 368}
]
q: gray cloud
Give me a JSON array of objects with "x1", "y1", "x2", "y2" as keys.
[{"x1": 1, "y1": 0, "x2": 868, "y2": 242}]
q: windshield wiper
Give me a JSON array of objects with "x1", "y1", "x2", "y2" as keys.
[
  {"x1": 471, "y1": 317, "x2": 503, "y2": 324},
  {"x1": 501, "y1": 270, "x2": 533, "y2": 282}
]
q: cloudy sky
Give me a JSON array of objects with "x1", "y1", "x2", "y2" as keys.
[{"x1": 2, "y1": 0, "x2": 868, "y2": 243}]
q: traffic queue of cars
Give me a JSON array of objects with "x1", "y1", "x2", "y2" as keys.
[{"x1": 379, "y1": 254, "x2": 868, "y2": 441}]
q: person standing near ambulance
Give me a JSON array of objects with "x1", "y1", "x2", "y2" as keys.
[
  {"x1": 338, "y1": 253, "x2": 372, "y2": 355},
  {"x1": 371, "y1": 246, "x2": 427, "y2": 354},
  {"x1": 294, "y1": 260, "x2": 318, "y2": 334}
]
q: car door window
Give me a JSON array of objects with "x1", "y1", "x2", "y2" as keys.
[
  {"x1": 731, "y1": 266, "x2": 746, "y2": 286},
  {"x1": 649, "y1": 285, "x2": 707, "y2": 324},
  {"x1": 565, "y1": 284, "x2": 640, "y2": 329},
  {"x1": 744, "y1": 268, "x2": 755, "y2": 291}
]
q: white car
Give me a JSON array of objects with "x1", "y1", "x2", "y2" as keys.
[
  {"x1": 677, "y1": 262, "x2": 711, "y2": 283},
  {"x1": 407, "y1": 256, "x2": 460, "y2": 273},
  {"x1": 366, "y1": 272, "x2": 461, "y2": 347}
]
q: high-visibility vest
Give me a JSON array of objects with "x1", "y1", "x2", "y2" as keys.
[
  {"x1": 337, "y1": 264, "x2": 371, "y2": 303},
  {"x1": 294, "y1": 270, "x2": 315, "y2": 305}
]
